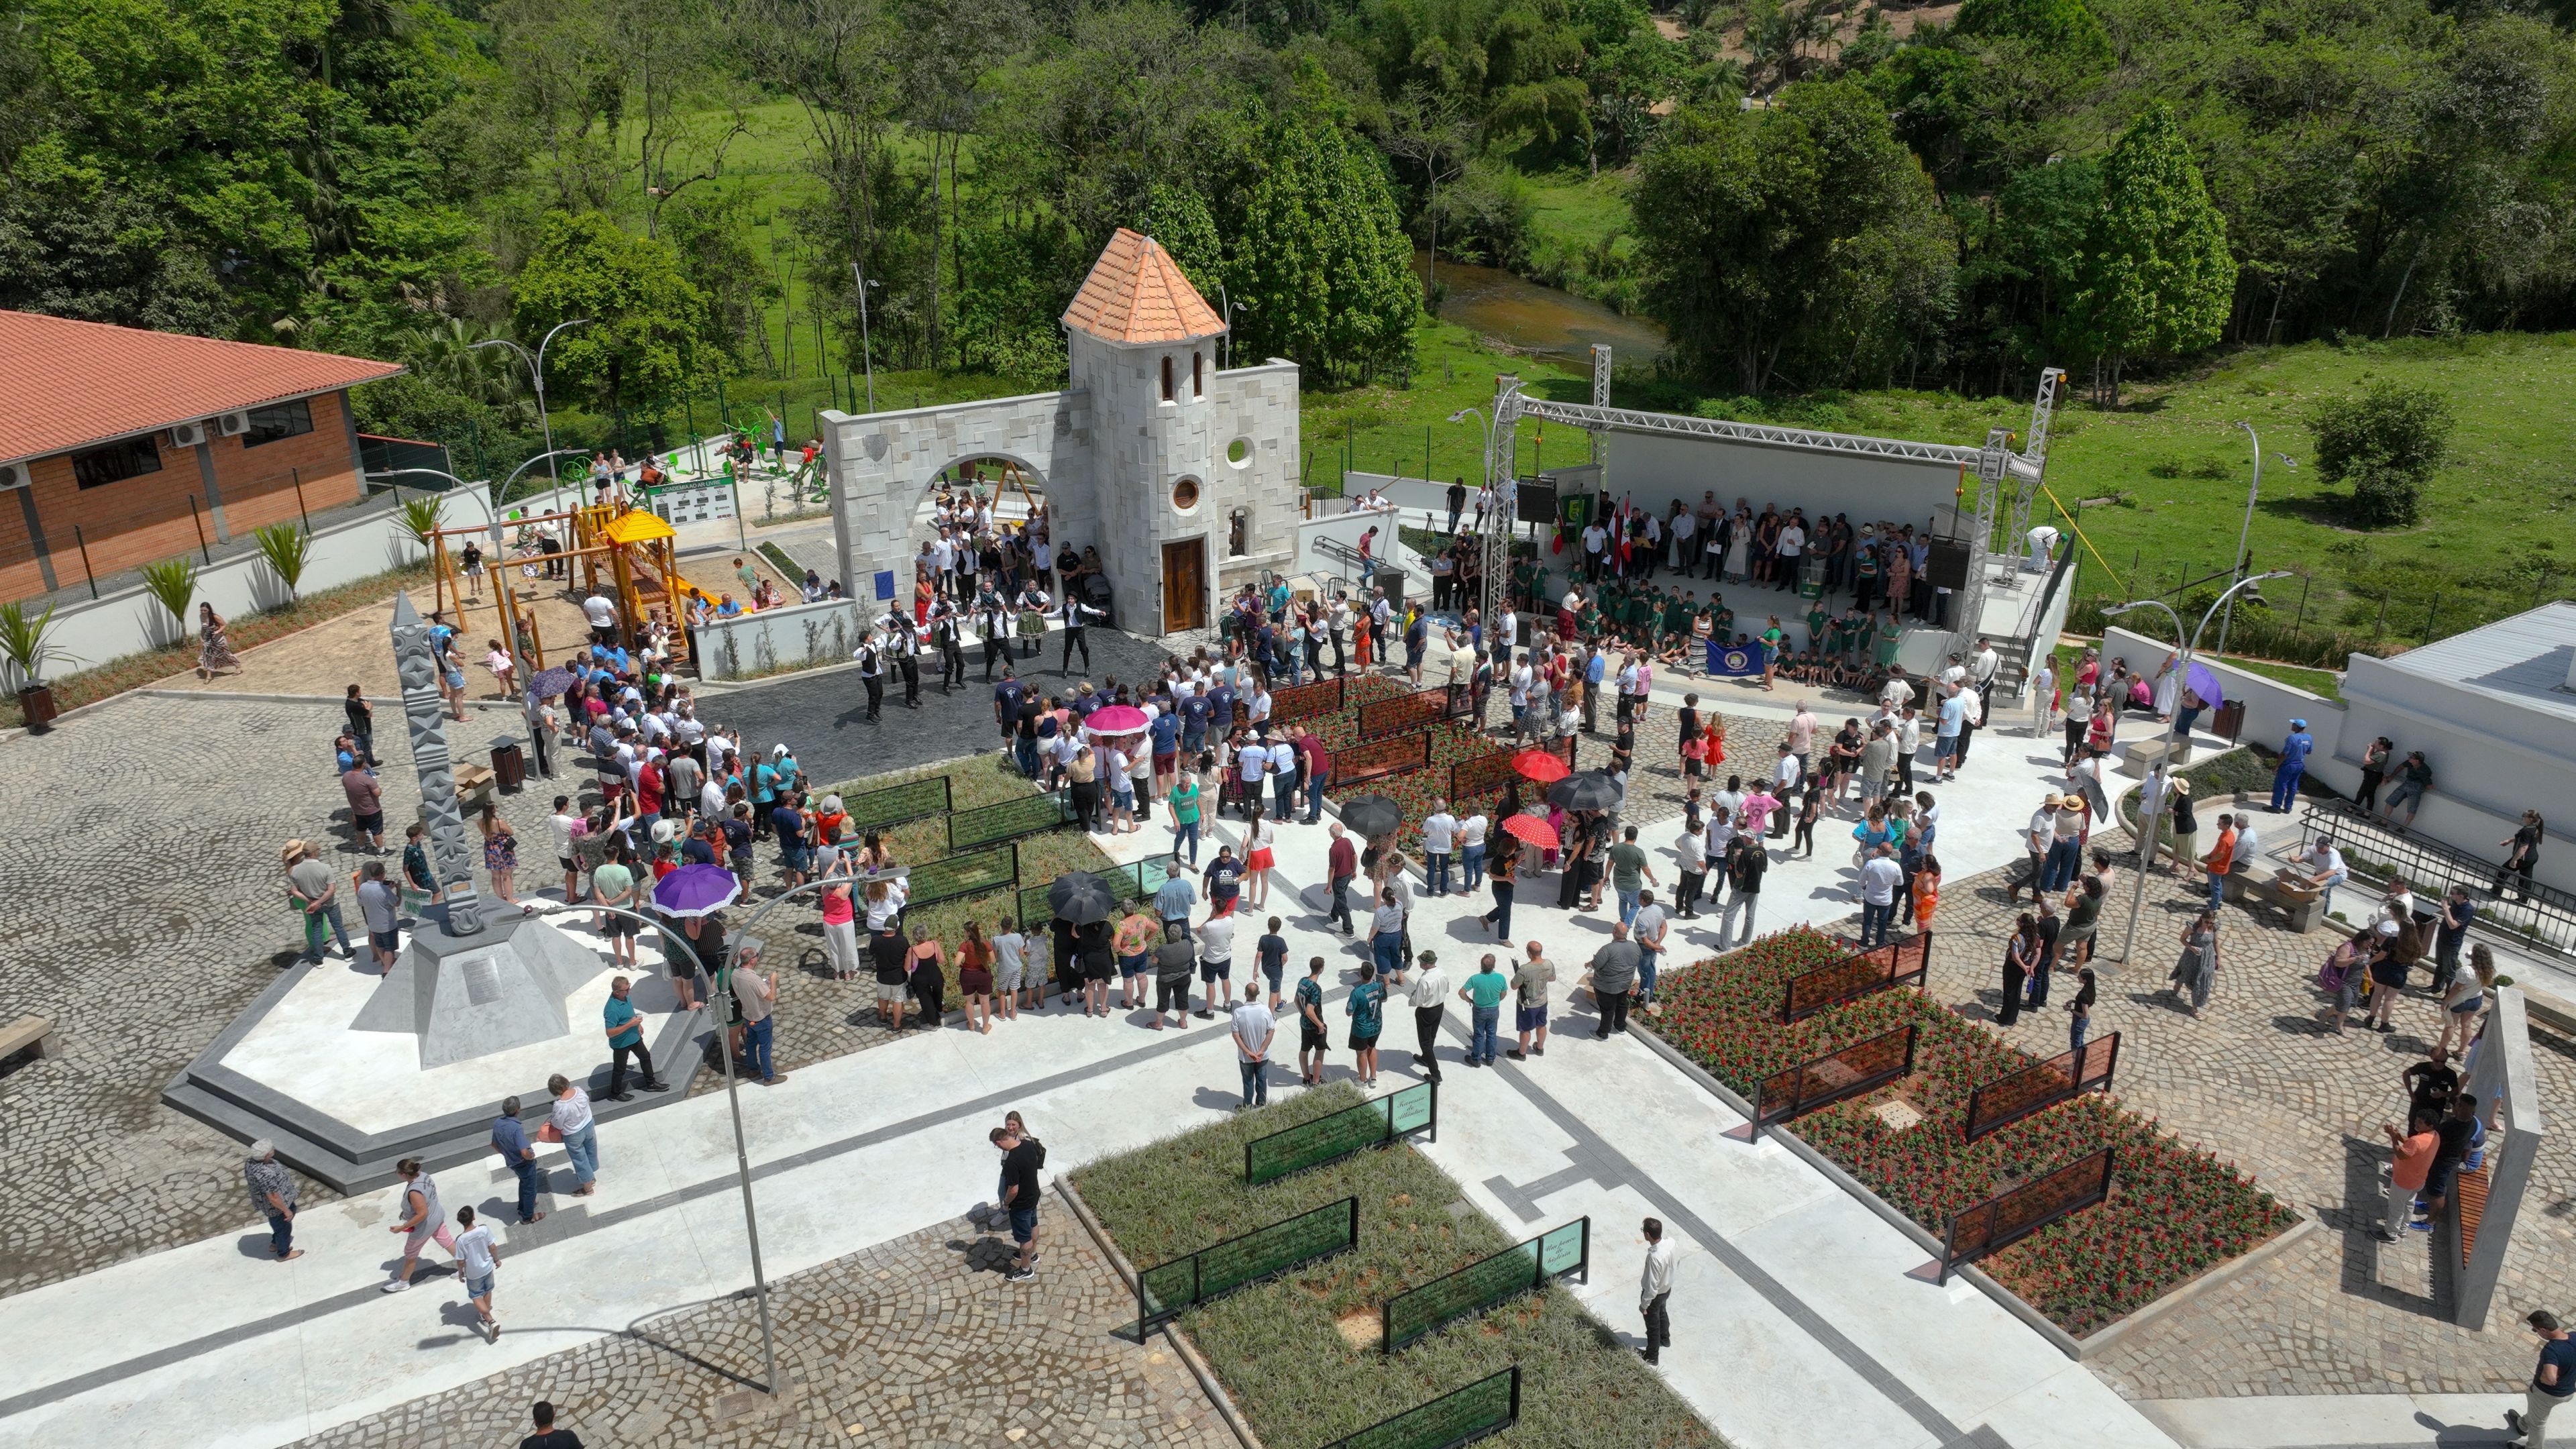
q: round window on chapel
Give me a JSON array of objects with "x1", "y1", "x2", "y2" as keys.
[{"x1": 1173, "y1": 478, "x2": 1201, "y2": 511}]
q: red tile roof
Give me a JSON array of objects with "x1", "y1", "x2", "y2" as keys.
[
  {"x1": 0, "y1": 311, "x2": 405, "y2": 464},
  {"x1": 1061, "y1": 229, "x2": 1227, "y2": 345}
]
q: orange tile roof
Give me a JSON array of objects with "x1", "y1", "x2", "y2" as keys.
[
  {"x1": 0, "y1": 311, "x2": 405, "y2": 464},
  {"x1": 1061, "y1": 229, "x2": 1226, "y2": 345}
]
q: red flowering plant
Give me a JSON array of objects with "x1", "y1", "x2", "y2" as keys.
[
  {"x1": 1651, "y1": 927, "x2": 2297, "y2": 1336},
  {"x1": 1303, "y1": 676, "x2": 1513, "y2": 840}
]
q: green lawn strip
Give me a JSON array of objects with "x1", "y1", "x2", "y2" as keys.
[
  {"x1": 1075, "y1": 1085, "x2": 1719, "y2": 1449},
  {"x1": 1, "y1": 559, "x2": 433, "y2": 730}
]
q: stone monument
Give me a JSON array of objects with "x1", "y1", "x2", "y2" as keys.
[{"x1": 351, "y1": 593, "x2": 598, "y2": 1068}]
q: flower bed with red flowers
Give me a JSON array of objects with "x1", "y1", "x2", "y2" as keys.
[
  {"x1": 1305, "y1": 676, "x2": 1504, "y2": 839},
  {"x1": 1650, "y1": 926, "x2": 2298, "y2": 1336}
]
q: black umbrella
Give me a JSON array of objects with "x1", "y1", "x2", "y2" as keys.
[
  {"x1": 1340, "y1": 794, "x2": 1404, "y2": 840},
  {"x1": 1547, "y1": 771, "x2": 1621, "y2": 812},
  {"x1": 1049, "y1": 871, "x2": 1116, "y2": 926}
]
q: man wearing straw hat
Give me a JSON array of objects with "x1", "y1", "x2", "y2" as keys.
[{"x1": 284, "y1": 840, "x2": 352, "y2": 965}]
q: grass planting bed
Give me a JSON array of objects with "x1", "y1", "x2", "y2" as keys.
[
  {"x1": 1075, "y1": 1084, "x2": 1718, "y2": 1449},
  {"x1": 1649, "y1": 927, "x2": 2298, "y2": 1337}
]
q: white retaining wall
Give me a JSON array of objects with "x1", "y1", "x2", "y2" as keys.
[
  {"x1": 9, "y1": 485, "x2": 499, "y2": 691},
  {"x1": 688, "y1": 597, "x2": 863, "y2": 682}
]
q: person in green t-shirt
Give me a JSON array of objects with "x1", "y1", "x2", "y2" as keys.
[
  {"x1": 1623, "y1": 591, "x2": 1653, "y2": 643},
  {"x1": 590, "y1": 855, "x2": 638, "y2": 969},
  {"x1": 1805, "y1": 604, "x2": 1829, "y2": 653},
  {"x1": 1875, "y1": 614, "x2": 1904, "y2": 669},
  {"x1": 1168, "y1": 775, "x2": 1203, "y2": 865},
  {"x1": 1712, "y1": 602, "x2": 1734, "y2": 643},
  {"x1": 1606, "y1": 823, "x2": 1657, "y2": 920},
  {"x1": 1457, "y1": 953, "x2": 1513, "y2": 1066}
]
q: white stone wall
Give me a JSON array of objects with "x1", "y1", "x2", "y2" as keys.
[
  {"x1": 822, "y1": 346, "x2": 1300, "y2": 637},
  {"x1": 821, "y1": 390, "x2": 1091, "y2": 610}
]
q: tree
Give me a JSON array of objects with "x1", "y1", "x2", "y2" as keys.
[
  {"x1": 1633, "y1": 79, "x2": 1954, "y2": 393},
  {"x1": 2063, "y1": 103, "x2": 2231, "y2": 405},
  {"x1": 2308, "y1": 380, "x2": 2454, "y2": 528},
  {"x1": 513, "y1": 211, "x2": 718, "y2": 422},
  {"x1": 1228, "y1": 70, "x2": 1420, "y2": 385}
]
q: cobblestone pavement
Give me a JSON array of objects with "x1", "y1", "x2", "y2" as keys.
[
  {"x1": 288, "y1": 1210, "x2": 1232, "y2": 1449},
  {"x1": 1901, "y1": 819, "x2": 2576, "y2": 1399},
  {"x1": 0, "y1": 684, "x2": 957, "y2": 1297}
]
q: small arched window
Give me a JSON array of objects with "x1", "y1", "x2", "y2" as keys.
[
  {"x1": 1161, "y1": 356, "x2": 1174, "y2": 402},
  {"x1": 1193, "y1": 351, "x2": 1204, "y2": 395}
]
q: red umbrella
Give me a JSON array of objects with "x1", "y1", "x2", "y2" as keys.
[
  {"x1": 1511, "y1": 748, "x2": 1571, "y2": 783},
  {"x1": 1501, "y1": 813, "x2": 1558, "y2": 849}
]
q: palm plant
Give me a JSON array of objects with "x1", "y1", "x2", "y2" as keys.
[
  {"x1": 139, "y1": 557, "x2": 199, "y2": 636},
  {"x1": 0, "y1": 600, "x2": 75, "y2": 689},
  {"x1": 397, "y1": 494, "x2": 445, "y2": 550},
  {"x1": 254, "y1": 523, "x2": 313, "y2": 602}
]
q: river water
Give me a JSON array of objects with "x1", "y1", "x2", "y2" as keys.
[{"x1": 1417, "y1": 251, "x2": 1668, "y2": 370}]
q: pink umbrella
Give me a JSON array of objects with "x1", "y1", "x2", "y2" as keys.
[{"x1": 1082, "y1": 704, "x2": 1149, "y2": 737}]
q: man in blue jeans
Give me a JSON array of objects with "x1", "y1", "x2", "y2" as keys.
[
  {"x1": 1859, "y1": 845, "x2": 1904, "y2": 948},
  {"x1": 1229, "y1": 981, "x2": 1275, "y2": 1108},
  {"x1": 2270, "y1": 719, "x2": 2313, "y2": 813},
  {"x1": 991, "y1": 1124, "x2": 1044, "y2": 1283},
  {"x1": 728, "y1": 942, "x2": 784, "y2": 1086},
  {"x1": 1460, "y1": 954, "x2": 1511, "y2": 1067},
  {"x1": 490, "y1": 1098, "x2": 545, "y2": 1225}
]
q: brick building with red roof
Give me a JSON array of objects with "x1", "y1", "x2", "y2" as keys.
[{"x1": 0, "y1": 311, "x2": 404, "y2": 602}]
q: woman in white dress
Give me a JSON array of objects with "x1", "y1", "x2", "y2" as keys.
[{"x1": 1723, "y1": 512, "x2": 1752, "y2": 582}]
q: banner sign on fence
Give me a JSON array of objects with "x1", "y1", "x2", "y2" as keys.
[
  {"x1": 1319, "y1": 1366, "x2": 1520, "y2": 1449},
  {"x1": 845, "y1": 774, "x2": 951, "y2": 831},
  {"x1": 1940, "y1": 1148, "x2": 2116, "y2": 1284},
  {"x1": 1246, "y1": 1081, "x2": 1437, "y2": 1185},
  {"x1": 1781, "y1": 931, "x2": 1932, "y2": 1024},
  {"x1": 1964, "y1": 1034, "x2": 2122, "y2": 1142},
  {"x1": 1336, "y1": 731, "x2": 1434, "y2": 790},
  {"x1": 1018, "y1": 857, "x2": 1171, "y2": 932},
  {"x1": 1136, "y1": 1197, "x2": 1358, "y2": 1332},
  {"x1": 948, "y1": 790, "x2": 1077, "y2": 853},
  {"x1": 1271, "y1": 676, "x2": 1347, "y2": 724},
  {"x1": 1748, "y1": 1026, "x2": 1918, "y2": 1142},
  {"x1": 1705, "y1": 641, "x2": 1767, "y2": 677},
  {"x1": 1358, "y1": 686, "x2": 1456, "y2": 741},
  {"x1": 1381, "y1": 1219, "x2": 1589, "y2": 1353},
  {"x1": 904, "y1": 843, "x2": 1019, "y2": 909}
]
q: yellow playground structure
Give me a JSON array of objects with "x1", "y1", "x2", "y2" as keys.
[{"x1": 423, "y1": 502, "x2": 719, "y2": 671}]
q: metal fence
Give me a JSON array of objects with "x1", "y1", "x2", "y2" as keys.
[
  {"x1": 1940, "y1": 1147, "x2": 2116, "y2": 1284},
  {"x1": 1016, "y1": 857, "x2": 1174, "y2": 932},
  {"x1": 1780, "y1": 931, "x2": 1932, "y2": 1023},
  {"x1": 1317, "y1": 1366, "x2": 1519, "y2": 1449},
  {"x1": 1748, "y1": 1026, "x2": 1918, "y2": 1142},
  {"x1": 1246, "y1": 1081, "x2": 1437, "y2": 1185},
  {"x1": 1381, "y1": 1220, "x2": 1587, "y2": 1353},
  {"x1": 1134, "y1": 1197, "x2": 1359, "y2": 1332},
  {"x1": 904, "y1": 843, "x2": 1020, "y2": 910},
  {"x1": 845, "y1": 774, "x2": 953, "y2": 831},
  {"x1": 1963, "y1": 1033, "x2": 2121, "y2": 1143},
  {"x1": 2298, "y1": 800, "x2": 2576, "y2": 961},
  {"x1": 948, "y1": 790, "x2": 1077, "y2": 853}
]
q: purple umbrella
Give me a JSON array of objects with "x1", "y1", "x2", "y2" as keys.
[
  {"x1": 652, "y1": 863, "x2": 741, "y2": 918},
  {"x1": 2179, "y1": 661, "x2": 2226, "y2": 712},
  {"x1": 525, "y1": 666, "x2": 578, "y2": 701}
]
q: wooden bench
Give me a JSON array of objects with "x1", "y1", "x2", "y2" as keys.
[{"x1": 0, "y1": 1014, "x2": 60, "y2": 1065}]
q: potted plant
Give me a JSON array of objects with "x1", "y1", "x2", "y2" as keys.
[{"x1": 0, "y1": 600, "x2": 75, "y2": 731}]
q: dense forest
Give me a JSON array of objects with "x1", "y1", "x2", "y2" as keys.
[{"x1": 6, "y1": 0, "x2": 2575, "y2": 452}]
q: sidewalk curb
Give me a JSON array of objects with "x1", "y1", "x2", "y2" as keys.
[{"x1": 1056, "y1": 1177, "x2": 1268, "y2": 1449}]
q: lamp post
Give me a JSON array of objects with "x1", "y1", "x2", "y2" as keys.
[
  {"x1": 2216, "y1": 422, "x2": 2263, "y2": 660},
  {"x1": 2102, "y1": 570, "x2": 2292, "y2": 963},
  {"x1": 535, "y1": 872, "x2": 845, "y2": 1406},
  {"x1": 476, "y1": 320, "x2": 595, "y2": 489},
  {"x1": 849, "y1": 265, "x2": 881, "y2": 413},
  {"x1": 1217, "y1": 285, "x2": 1252, "y2": 372}
]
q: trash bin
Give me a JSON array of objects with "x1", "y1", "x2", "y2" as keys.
[
  {"x1": 490, "y1": 739, "x2": 527, "y2": 792},
  {"x1": 2212, "y1": 699, "x2": 2247, "y2": 743}
]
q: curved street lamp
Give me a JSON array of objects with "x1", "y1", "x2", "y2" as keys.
[
  {"x1": 476, "y1": 319, "x2": 596, "y2": 488},
  {"x1": 525, "y1": 870, "x2": 845, "y2": 1407},
  {"x1": 2101, "y1": 569, "x2": 2293, "y2": 963}
]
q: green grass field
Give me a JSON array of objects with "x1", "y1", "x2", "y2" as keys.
[{"x1": 1075, "y1": 1084, "x2": 1719, "y2": 1449}]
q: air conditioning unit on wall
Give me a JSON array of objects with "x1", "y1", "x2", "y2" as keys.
[
  {"x1": 0, "y1": 461, "x2": 27, "y2": 491},
  {"x1": 165, "y1": 421, "x2": 208, "y2": 448},
  {"x1": 214, "y1": 411, "x2": 251, "y2": 437}
]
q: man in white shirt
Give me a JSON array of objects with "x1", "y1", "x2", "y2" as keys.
[
  {"x1": 1229, "y1": 981, "x2": 1275, "y2": 1108},
  {"x1": 1669, "y1": 506, "x2": 1696, "y2": 568},
  {"x1": 1772, "y1": 742, "x2": 1802, "y2": 800},
  {"x1": 1971, "y1": 637, "x2": 2000, "y2": 708},
  {"x1": 1422, "y1": 802, "x2": 1459, "y2": 897},
  {"x1": 1859, "y1": 843, "x2": 1904, "y2": 948},
  {"x1": 1640, "y1": 1218, "x2": 1677, "y2": 1364},
  {"x1": 581, "y1": 592, "x2": 620, "y2": 646},
  {"x1": 1774, "y1": 518, "x2": 1805, "y2": 589},
  {"x1": 1674, "y1": 826, "x2": 1708, "y2": 918},
  {"x1": 2010, "y1": 796, "x2": 2057, "y2": 904},
  {"x1": 1235, "y1": 735, "x2": 1273, "y2": 820},
  {"x1": 2029, "y1": 657, "x2": 2056, "y2": 737},
  {"x1": 1458, "y1": 812, "x2": 1490, "y2": 892},
  {"x1": 1582, "y1": 521, "x2": 1608, "y2": 579},
  {"x1": 1880, "y1": 667, "x2": 1916, "y2": 713},
  {"x1": 1509, "y1": 656, "x2": 1536, "y2": 743},
  {"x1": 1403, "y1": 950, "x2": 1451, "y2": 1083}
]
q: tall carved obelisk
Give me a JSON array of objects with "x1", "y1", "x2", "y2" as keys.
[
  {"x1": 390, "y1": 592, "x2": 485, "y2": 936},
  {"x1": 355, "y1": 593, "x2": 599, "y2": 1067}
]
